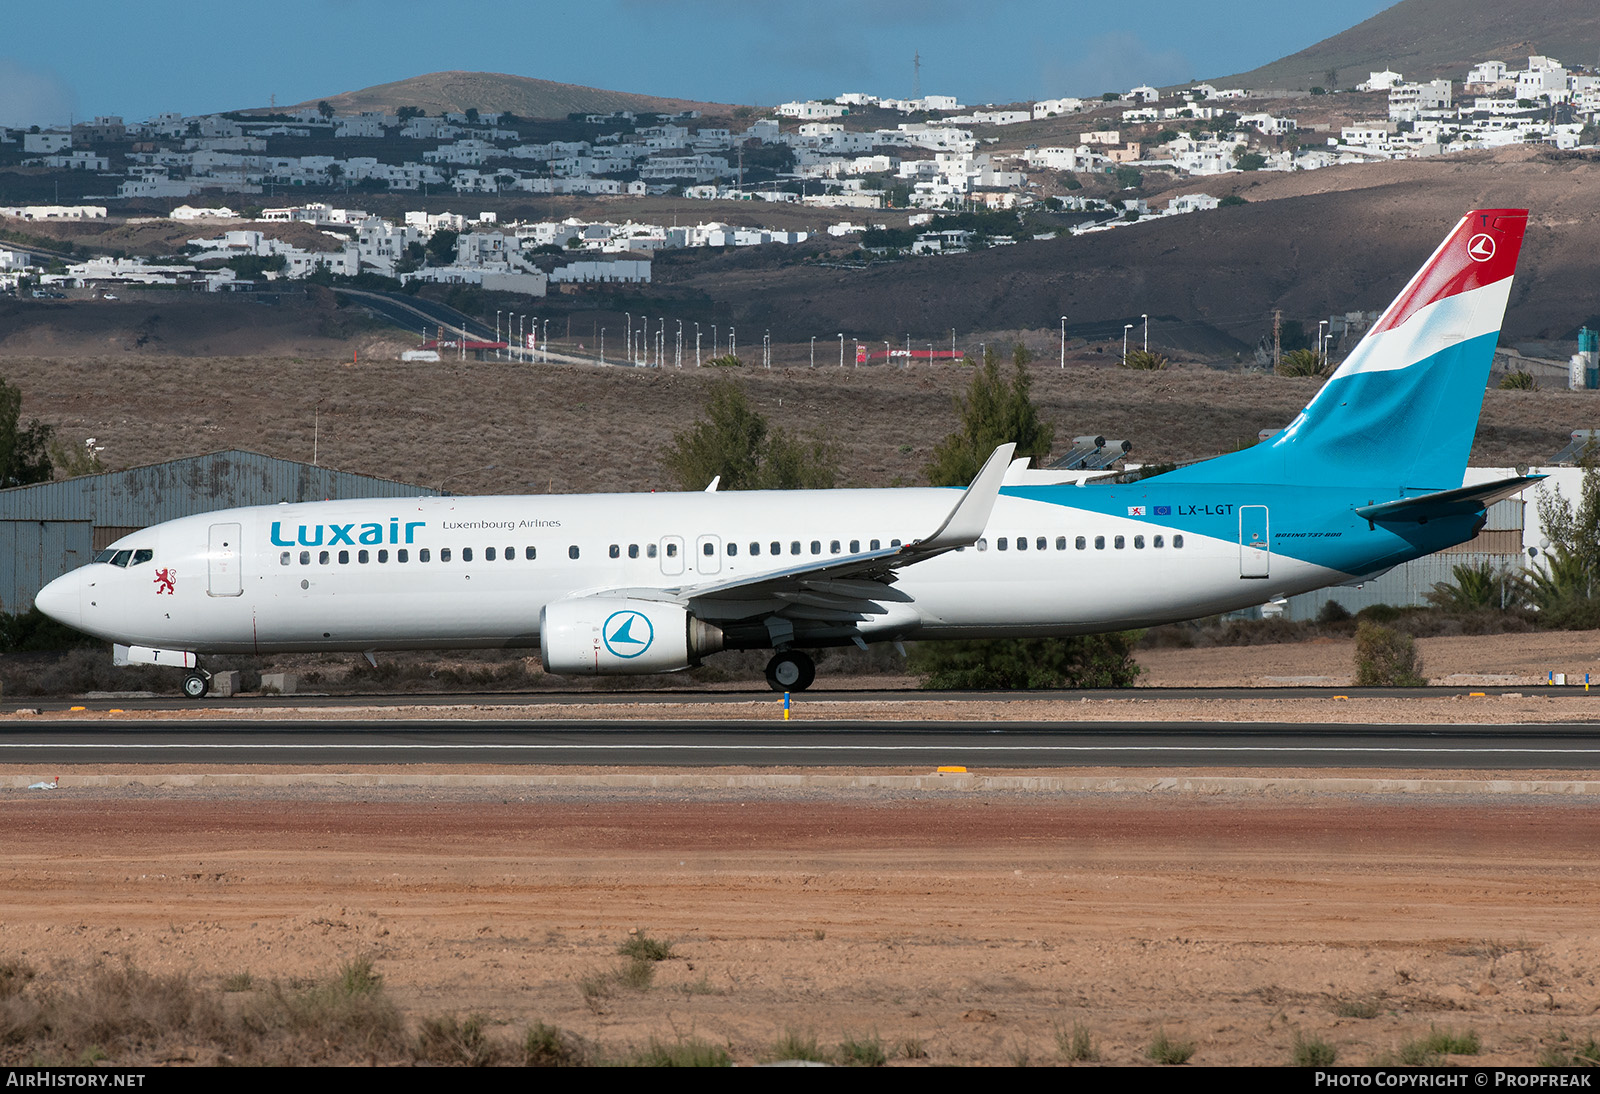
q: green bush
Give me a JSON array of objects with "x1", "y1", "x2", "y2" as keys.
[
  {"x1": 912, "y1": 633, "x2": 1142, "y2": 689},
  {"x1": 1354, "y1": 622, "x2": 1426, "y2": 686}
]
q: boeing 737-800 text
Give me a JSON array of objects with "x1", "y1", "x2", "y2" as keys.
[{"x1": 36, "y1": 209, "x2": 1535, "y2": 696}]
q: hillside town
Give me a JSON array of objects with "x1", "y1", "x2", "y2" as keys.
[{"x1": 3, "y1": 52, "x2": 1599, "y2": 298}]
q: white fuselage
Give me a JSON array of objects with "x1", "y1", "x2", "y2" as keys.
[{"x1": 44, "y1": 486, "x2": 1341, "y2": 656}]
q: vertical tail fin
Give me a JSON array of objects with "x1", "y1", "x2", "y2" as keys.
[{"x1": 1166, "y1": 209, "x2": 1528, "y2": 489}]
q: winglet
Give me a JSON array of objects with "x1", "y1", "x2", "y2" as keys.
[{"x1": 917, "y1": 443, "x2": 1015, "y2": 550}]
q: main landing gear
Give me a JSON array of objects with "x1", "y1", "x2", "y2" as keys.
[
  {"x1": 764, "y1": 650, "x2": 815, "y2": 692},
  {"x1": 182, "y1": 670, "x2": 211, "y2": 699}
]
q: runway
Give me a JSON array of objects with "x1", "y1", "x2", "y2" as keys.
[{"x1": 6, "y1": 719, "x2": 1600, "y2": 768}]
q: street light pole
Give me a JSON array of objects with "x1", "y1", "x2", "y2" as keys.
[
  {"x1": 599, "y1": 327, "x2": 604, "y2": 365},
  {"x1": 1123, "y1": 324, "x2": 1133, "y2": 365},
  {"x1": 951, "y1": 327, "x2": 956, "y2": 362},
  {"x1": 1317, "y1": 319, "x2": 1328, "y2": 364},
  {"x1": 1142, "y1": 313, "x2": 1148, "y2": 353},
  {"x1": 810, "y1": 335, "x2": 815, "y2": 367},
  {"x1": 1060, "y1": 315, "x2": 1067, "y2": 369},
  {"x1": 695, "y1": 322, "x2": 701, "y2": 367},
  {"x1": 838, "y1": 333, "x2": 844, "y2": 367},
  {"x1": 496, "y1": 310, "x2": 501, "y2": 360}
]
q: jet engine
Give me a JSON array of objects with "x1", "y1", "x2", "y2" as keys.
[{"x1": 539, "y1": 598, "x2": 724, "y2": 675}]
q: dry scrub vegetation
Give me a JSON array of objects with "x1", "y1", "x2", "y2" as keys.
[{"x1": 0, "y1": 354, "x2": 1582, "y2": 498}]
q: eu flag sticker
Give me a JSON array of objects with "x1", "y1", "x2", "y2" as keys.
[{"x1": 1154, "y1": 505, "x2": 1171, "y2": 516}]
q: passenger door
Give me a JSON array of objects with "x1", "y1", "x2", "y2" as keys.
[{"x1": 208, "y1": 522, "x2": 243, "y2": 597}]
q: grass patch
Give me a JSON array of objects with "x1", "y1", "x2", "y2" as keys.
[
  {"x1": 523, "y1": 1021, "x2": 588, "y2": 1067},
  {"x1": 617, "y1": 932, "x2": 675, "y2": 962},
  {"x1": 1401, "y1": 1027, "x2": 1481, "y2": 1065},
  {"x1": 837, "y1": 1032, "x2": 887, "y2": 1066},
  {"x1": 1148, "y1": 1028, "x2": 1196, "y2": 1065},
  {"x1": 1292, "y1": 1031, "x2": 1338, "y2": 1066},
  {"x1": 1057, "y1": 1021, "x2": 1100, "y2": 1062},
  {"x1": 770, "y1": 1029, "x2": 828, "y2": 1063},
  {"x1": 625, "y1": 1035, "x2": 732, "y2": 1067},
  {"x1": 221, "y1": 972, "x2": 254, "y2": 992},
  {"x1": 1538, "y1": 1033, "x2": 1600, "y2": 1067},
  {"x1": 415, "y1": 1013, "x2": 499, "y2": 1066},
  {"x1": 1332, "y1": 997, "x2": 1385, "y2": 1019}
]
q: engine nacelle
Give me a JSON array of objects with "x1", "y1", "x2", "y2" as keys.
[{"x1": 539, "y1": 598, "x2": 724, "y2": 675}]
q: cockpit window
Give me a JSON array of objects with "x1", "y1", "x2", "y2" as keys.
[
  {"x1": 93, "y1": 549, "x2": 117, "y2": 564},
  {"x1": 111, "y1": 550, "x2": 132, "y2": 567},
  {"x1": 130, "y1": 549, "x2": 153, "y2": 566}
]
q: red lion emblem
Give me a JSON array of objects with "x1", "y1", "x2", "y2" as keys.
[{"x1": 154, "y1": 568, "x2": 175, "y2": 595}]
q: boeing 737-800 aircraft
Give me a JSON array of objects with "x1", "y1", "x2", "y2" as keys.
[{"x1": 37, "y1": 209, "x2": 1535, "y2": 697}]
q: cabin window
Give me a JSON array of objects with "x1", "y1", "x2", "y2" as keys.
[
  {"x1": 727, "y1": 542, "x2": 737, "y2": 556},
  {"x1": 828, "y1": 540, "x2": 839, "y2": 555},
  {"x1": 1114, "y1": 536, "x2": 1125, "y2": 549},
  {"x1": 608, "y1": 544, "x2": 619, "y2": 559},
  {"x1": 870, "y1": 539, "x2": 881, "y2": 551},
  {"x1": 891, "y1": 539, "x2": 902, "y2": 547},
  {"x1": 338, "y1": 550, "x2": 350, "y2": 564},
  {"x1": 1075, "y1": 536, "x2": 1086, "y2": 550},
  {"x1": 629, "y1": 544, "x2": 639, "y2": 559},
  {"x1": 300, "y1": 551, "x2": 311, "y2": 565},
  {"x1": 398, "y1": 549, "x2": 409, "y2": 563},
  {"x1": 280, "y1": 552, "x2": 291, "y2": 566},
  {"x1": 1094, "y1": 536, "x2": 1105, "y2": 550},
  {"x1": 1056, "y1": 536, "x2": 1067, "y2": 550},
  {"x1": 750, "y1": 542, "x2": 761, "y2": 555},
  {"x1": 1036, "y1": 537, "x2": 1047, "y2": 551},
  {"x1": 569, "y1": 545, "x2": 581, "y2": 559},
  {"x1": 771, "y1": 541, "x2": 781, "y2": 555},
  {"x1": 664, "y1": 543, "x2": 675, "y2": 558},
  {"x1": 811, "y1": 540, "x2": 822, "y2": 555},
  {"x1": 703, "y1": 542, "x2": 715, "y2": 557},
  {"x1": 850, "y1": 539, "x2": 860, "y2": 553},
  {"x1": 1016, "y1": 537, "x2": 1028, "y2": 552},
  {"x1": 790, "y1": 541, "x2": 801, "y2": 555},
  {"x1": 358, "y1": 550, "x2": 369, "y2": 564},
  {"x1": 1174, "y1": 535, "x2": 1185, "y2": 548},
  {"x1": 505, "y1": 546, "x2": 513, "y2": 561},
  {"x1": 487, "y1": 547, "x2": 498, "y2": 561},
  {"x1": 419, "y1": 548, "x2": 430, "y2": 563},
  {"x1": 378, "y1": 549, "x2": 389, "y2": 563},
  {"x1": 976, "y1": 538, "x2": 988, "y2": 551},
  {"x1": 1153, "y1": 535, "x2": 1164, "y2": 548},
  {"x1": 647, "y1": 544, "x2": 657, "y2": 558},
  {"x1": 319, "y1": 550, "x2": 330, "y2": 565},
  {"x1": 440, "y1": 548, "x2": 451, "y2": 562},
  {"x1": 997, "y1": 537, "x2": 1008, "y2": 551},
  {"x1": 1134, "y1": 535, "x2": 1145, "y2": 549}
]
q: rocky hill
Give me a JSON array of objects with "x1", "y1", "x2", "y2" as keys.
[
  {"x1": 273, "y1": 70, "x2": 735, "y2": 120},
  {"x1": 1215, "y1": 0, "x2": 1600, "y2": 91}
]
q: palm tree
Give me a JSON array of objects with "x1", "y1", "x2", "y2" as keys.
[{"x1": 1277, "y1": 348, "x2": 1331, "y2": 377}]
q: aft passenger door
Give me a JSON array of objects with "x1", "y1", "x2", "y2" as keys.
[{"x1": 1239, "y1": 506, "x2": 1269, "y2": 579}]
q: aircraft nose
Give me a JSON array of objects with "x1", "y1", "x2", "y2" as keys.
[{"x1": 35, "y1": 571, "x2": 83, "y2": 629}]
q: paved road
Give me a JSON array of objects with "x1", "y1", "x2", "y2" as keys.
[{"x1": 6, "y1": 720, "x2": 1600, "y2": 768}]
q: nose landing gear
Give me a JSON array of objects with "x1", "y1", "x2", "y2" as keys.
[{"x1": 764, "y1": 650, "x2": 815, "y2": 692}]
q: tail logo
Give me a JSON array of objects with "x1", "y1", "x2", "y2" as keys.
[{"x1": 1467, "y1": 234, "x2": 1496, "y2": 262}]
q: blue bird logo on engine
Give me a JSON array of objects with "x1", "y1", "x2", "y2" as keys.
[{"x1": 603, "y1": 610, "x2": 654, "y2": 658}]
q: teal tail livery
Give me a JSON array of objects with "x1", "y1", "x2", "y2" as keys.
[{"x1": 35, "y1": 210, "x2": 1537, "y2": 696}]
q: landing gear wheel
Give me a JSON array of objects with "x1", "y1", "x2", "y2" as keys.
[
  {"x1": 182, "y1": 672, "x2": 209, "y2": 699},
  {"x1": 765, "y1": 650, "x2": 815, "y2": 692}
]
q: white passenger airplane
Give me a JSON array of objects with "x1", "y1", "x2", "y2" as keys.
[{"x1": 37, "y1": 209, "x2": 1536, "y2": 698}]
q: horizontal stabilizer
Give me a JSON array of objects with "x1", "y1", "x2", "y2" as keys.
[{"x1": 1354, "y1": 475, "x2": 1545, "y2": 523}]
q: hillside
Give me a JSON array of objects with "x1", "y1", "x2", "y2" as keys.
[
  {"x1": 1216, "y1": 0, "x2": 1600, "y2": 90},
  {"x1": 658, "y1": 147, "x2": 1600, "y2": 349},
  {"x1": 274, "y1": 71, "x2": 735, "y2": 120}
]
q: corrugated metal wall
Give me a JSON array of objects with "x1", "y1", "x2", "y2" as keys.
[{"x1": 0, "y1": 451, "x2": 429, "y2": 614}]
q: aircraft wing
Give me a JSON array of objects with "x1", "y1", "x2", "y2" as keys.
[{"x1": 594, "y1": 443, "x2": 1015, "y2": 624}]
